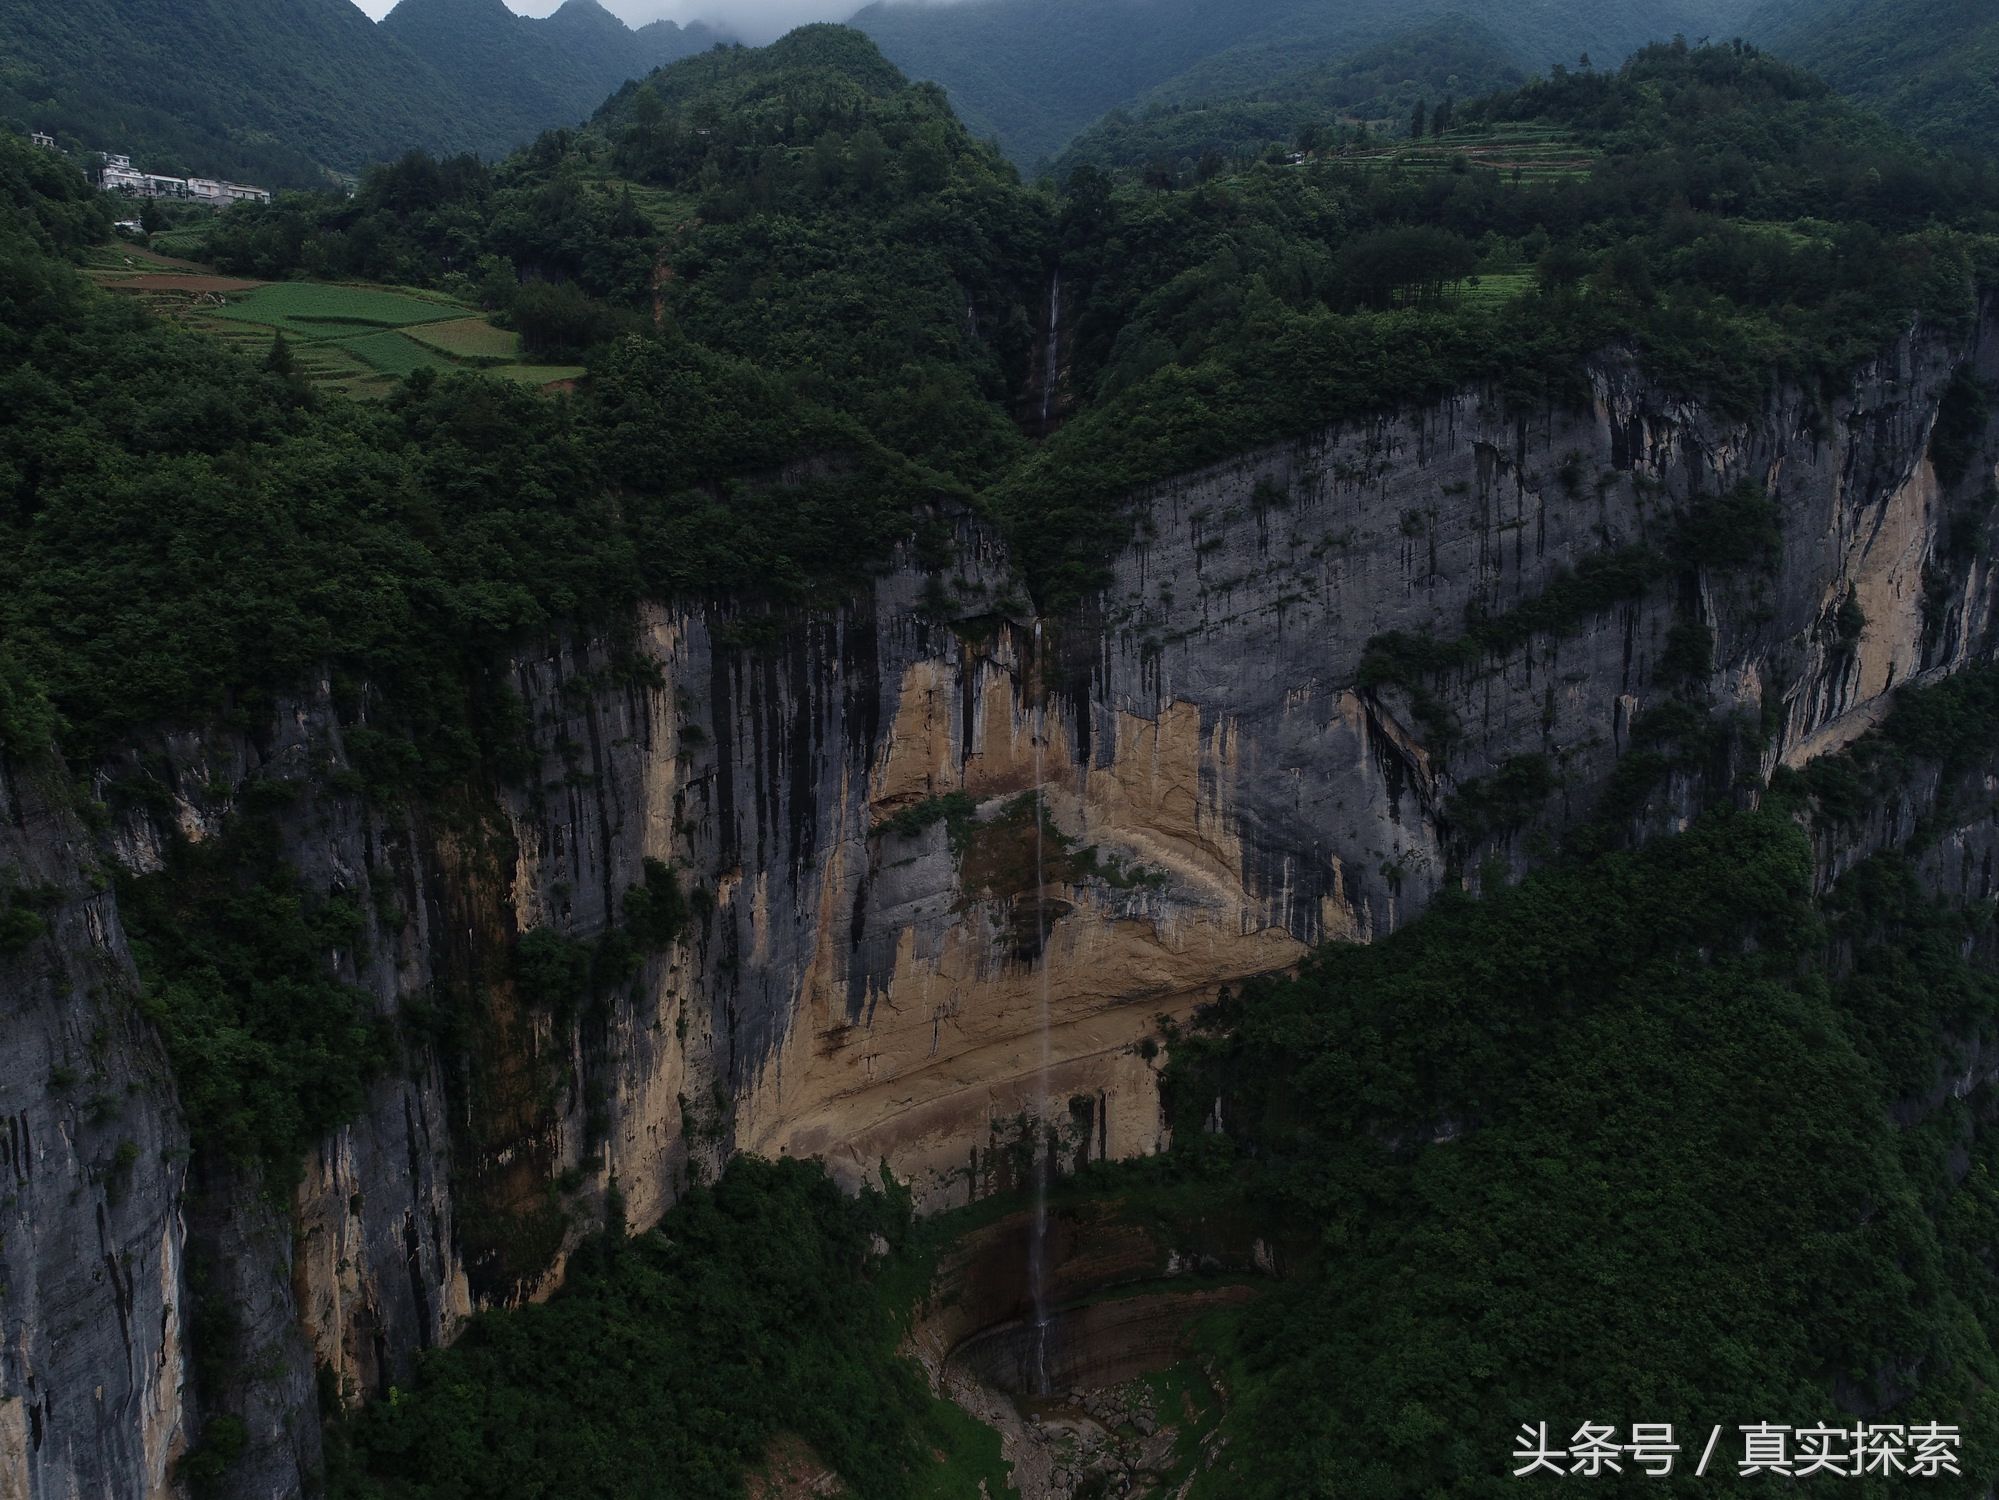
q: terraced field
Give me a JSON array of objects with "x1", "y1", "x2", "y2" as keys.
[
  {"x1": 1345, "y1": 123, "x2": 1595, "y2": 183},
  {"x1": 88, "y1": 255, "x2": 585, "y2": 399},
  {"x1": 147, "y1": 223, "x2": 221, "y2": 259}
]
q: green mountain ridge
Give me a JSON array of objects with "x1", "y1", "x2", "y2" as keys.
[
  {"x1": 852, "y1": 0, "x2": 1762, "y2": 165},
  {"x1": 381, "y1": 0, "x2": 721, "y2": 155},
  {"x1": 1743, "y1": 0, "x2": 1999, "y2": 154},
  {"x1": 0, "y1": 0, "x2": 472, "y2": 185},
  {"x1": 1052, "y1": 16, "x2": 1528, "y2": 177},
  {"x1": 0, "y1": 0, "x2": 729, "y2": 188}
]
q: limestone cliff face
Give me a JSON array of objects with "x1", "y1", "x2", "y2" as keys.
[
  {"x1": 3, "y1": 310, "x2": 1996, "y2": 1498},
  {"x1": 0, "y1": 768, "x2": 189, "y2": 1499}
]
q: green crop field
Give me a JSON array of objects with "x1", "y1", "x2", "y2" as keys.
[
  {"x1": 1444, "y1": 267, "x2": 1537, "y2": 306},
  {"x1": 492, "y1": 362, "x2": 588, "y2": 387},
  {"x1": 333, "y1": 329, "x2": 458, "y2": 379},
  {"x1": 96, "y1": 241, "x2": 581, "y2": 399},
  {"x1": 141, "y1": 269, "x2": 587, "y2": 398},
  {"x1": 407, "y1": 316, "x2": 522, "y2": 362},
  {"x1": 209, "y1": 282, "x2": 467, "y2": 338},
  {"x1": 148, "y1": 224, "x2": 217, "y2": 258}
]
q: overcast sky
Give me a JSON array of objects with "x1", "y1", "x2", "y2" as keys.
[{"x1": 347, "y1": 0, "x2": 888, "y2": 42}]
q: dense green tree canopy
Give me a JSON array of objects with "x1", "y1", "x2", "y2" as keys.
[{"x1": 1746, "y1": 0, "x2": 1999, "y2": 156}]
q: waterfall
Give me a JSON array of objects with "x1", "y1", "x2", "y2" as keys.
[
  {"x1": 1027, "y1": 618, "x2": 1054, "y2": 1395},
  {"x1": 1039, "y1": 268, "x2": 1061, "y2": 429}
]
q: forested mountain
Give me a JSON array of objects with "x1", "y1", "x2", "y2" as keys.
[
  {"x1": 1052, "y1": 18, "x2": 1526, "y2": 177},
  {"x1": 1745, "y1": 0, "x2": 1999, "y2": 154},
  {"x1": 852, "y1": 0, "x2": 1758, "y2": 165},
  {"x1": 0, "y1": 0, "x2": 726, "y2": 188},
  {"x1": 380, "y1": 0, "x2": 720, "y2": 155},
  {"x1": 0, "y1": 0, "x2": 472, "y2": 186}
]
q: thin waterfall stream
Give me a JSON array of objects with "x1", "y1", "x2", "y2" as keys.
[
  {"x1": 1027, "y1": 617, "x2": 1054, "y2": 1395},
  {"x1": 1039, "y1": 268, "x2": 1061, "y2": 428}
]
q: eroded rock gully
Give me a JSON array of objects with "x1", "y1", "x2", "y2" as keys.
[
  {"x1": 908, "y1": 1202, "x2": 1273, "y2": 1500},
  {"x1": 5, "y1": 320, "x2": 1999, "y2": 1495}
]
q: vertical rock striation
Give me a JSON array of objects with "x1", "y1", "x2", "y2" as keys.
[{"x1": 4, "y1": 313, "x2": 1996, "y2": 1495}]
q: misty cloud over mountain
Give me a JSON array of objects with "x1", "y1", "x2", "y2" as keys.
[{"x1": 352, "y1": 0, "x2": 964, "y2": 45}]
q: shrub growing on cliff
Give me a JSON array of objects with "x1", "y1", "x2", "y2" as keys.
[
  {"x1": 119, "y1": 816, "x2": 395, "y2": 1186},
  {"x1": 623, "y1": 858, "x2": 690, "y2": 949},
  {"x1": 1671, "y1": 480, "x2": 1783, "y2": 572}
]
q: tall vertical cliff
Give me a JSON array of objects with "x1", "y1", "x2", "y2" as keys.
[{"x1": 4, "y1": 308, "x2": 1995, "y2": 1497}]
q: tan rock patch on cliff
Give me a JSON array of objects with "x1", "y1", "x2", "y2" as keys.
[{"x1": 740, "y1": 658, "x2": 1304, "y2": 1209}]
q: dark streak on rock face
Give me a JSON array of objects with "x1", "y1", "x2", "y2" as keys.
[{"x1": 8, "y1": 311, "x2": 1999, "y2": 1497}]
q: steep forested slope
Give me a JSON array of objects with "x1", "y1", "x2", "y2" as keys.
[
  {"x1": 853, "y1": 0, "x2": 1758, "y2": 164},
  {"x1": 1745, "y1": 0, "x2": 1999, "y2": 154},
  {"x1": 1166, "y1": 775, "x2": 1999, "y2": 1498}
]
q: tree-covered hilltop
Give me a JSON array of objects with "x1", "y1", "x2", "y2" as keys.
[
  {"x1": 851, "y1": 0, "x2": 1757, "y2": 166},
  {"x1": 0, "y1": 122, "x2": 948, "y2": 784},
  {"x1": 0, "y1": 0, "x2": 723, "y2": 188},
  {"x1": 1051, "y1": 18, "x2": 1527, "y2": 180},
  {"x1": 206, "y1": 26, "x2": 1054, "y2": 485},
  {"x1": 1746, "y1": 0, "x2": 1999, "y2": 157}
]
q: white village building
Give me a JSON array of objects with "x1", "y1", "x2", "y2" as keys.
[{"x1": 99, "y1": 156, "x2": 271, "y2": 205}]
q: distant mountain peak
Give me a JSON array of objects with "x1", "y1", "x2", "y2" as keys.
[
  {"x1": 548, "y1": 0, "x2": 635, "y2": 37},
  {"x1": 382, "y1": 0, "x2": 520, "y2": 28}
]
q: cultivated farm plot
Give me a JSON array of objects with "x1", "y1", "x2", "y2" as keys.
[
  {"x1": 82, "y1": 242, "x2": 212, "y2": 277},
  {"x1": 91, "y1": 265, "x2": 583, "y2": 399},
  {"x1": 1442, "y1": 268, "x2": 1537, "y2": 307},
  {"x1": 334, "y1": 329, "x2": 459, "y2": 379},
  {"x1": 491, "y1": 362, "x2": 588, "y2": 387},
  {"x1": 148, "y1": 224, "x2": 218, "y2": 259},
  {"x1": 209, "y1": 282, "x2": 467, "y2": 340},
  {"x1": 1346, "y1": 124, "x2": 1595, "y2": 184},
  {"x1": 407, "y1": 316, "x2": 523, "y2": 363}
]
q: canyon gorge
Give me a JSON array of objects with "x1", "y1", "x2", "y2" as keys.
[{"x1": 4, "y1": 301, "x2": 1997, "y2": 1498}]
